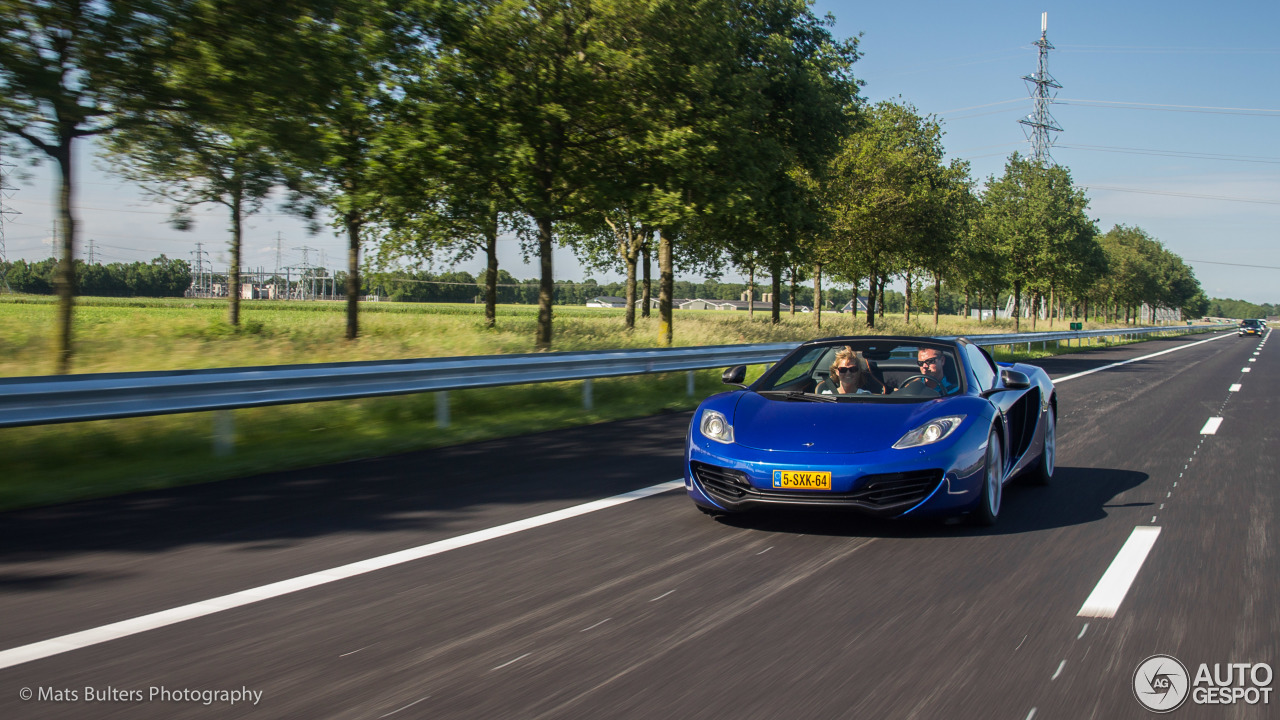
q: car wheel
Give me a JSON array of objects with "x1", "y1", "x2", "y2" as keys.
[
  {"x1": 1026, "y1": 405, "x2": 1056, "y2": 485},
  {"x1": 973, "y1": 429, "x2": 1003, "y2": 526}
]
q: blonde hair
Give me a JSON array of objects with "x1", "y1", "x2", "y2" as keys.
[{"x1": 829, "y1": 346, "x2": 863, "y2": 382}]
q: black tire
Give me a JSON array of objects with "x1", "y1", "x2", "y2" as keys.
[
  {"x1": 1025, "y1": 405, "x2": 1056, "y2": 486},
  {"x1": 973, "y1": 429, "x2": 1003, "y2": 526}
]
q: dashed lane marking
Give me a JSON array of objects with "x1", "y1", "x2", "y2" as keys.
[{"x1": 1079, "y1": 526, "x2": 1162, "y2": 618}]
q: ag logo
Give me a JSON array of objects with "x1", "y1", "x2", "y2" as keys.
[{"x1": 1134, "y1": 654, "x2": 1190, "y2": 713}]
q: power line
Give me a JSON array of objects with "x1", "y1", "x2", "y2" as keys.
[
  {"x1": 1057, "y1": 143, "x2": 1280, "y2": 165},
  {"x1": 1057, "y1": 44, "x2": 1280, "y2": 55},
  {"x1": 1054, "y1": 98, "x2": 1280, "y2": 117},
  {"x1": 1078, "y1": 184, "x2": 1280, "y2": 206},
  {"x1": 1185, "y1": 259, "x2": 1280, "y2": 271}
]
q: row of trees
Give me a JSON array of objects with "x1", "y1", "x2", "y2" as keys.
[
  {"x1": 2, "y1": 1, "x2": 1210, "y2": 373},
  {"x1": 2, "y1": 257, "x2": 191, "y2": 298},
  {"x1": 2, "y1": 0, "x2": 862, "y2": 370}
]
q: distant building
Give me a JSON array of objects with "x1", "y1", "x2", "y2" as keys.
[
  {"x1": 838, "y1": 297, "x2": 871, "y2": 313},
  {"x1": 586, "y1": 296, "x2": 627, "y2": 308}
]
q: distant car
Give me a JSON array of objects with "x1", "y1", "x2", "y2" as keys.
[
  {"x1": 685, "y1": 336, "x2": 1056, "y2": 526},
  {"x1": 1238, "y1": 319, "x2": 1263, "y2": 337}
]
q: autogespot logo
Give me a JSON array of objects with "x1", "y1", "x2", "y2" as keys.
[{"x1": 1134, "y1": 654, "x2": 1190, "y2": 713}]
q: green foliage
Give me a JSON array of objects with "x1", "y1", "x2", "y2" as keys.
[{"x1": 1, "y1": 257, "x2": 191, "y2": 297}]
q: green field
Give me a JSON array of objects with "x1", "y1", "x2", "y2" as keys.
[{"x1": 0, "y1": 294, "x2": 1167, "y2": 510}]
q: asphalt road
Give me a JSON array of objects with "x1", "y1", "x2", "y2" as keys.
[{"x1": 1, "y1": 329, "x2": 1275, "y2": 719}]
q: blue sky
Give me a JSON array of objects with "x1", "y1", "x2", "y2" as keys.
[{"x1": 3, "y1": 1, "x2": 1277, "y2": 304}]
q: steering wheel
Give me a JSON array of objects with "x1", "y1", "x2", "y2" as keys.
[{"x1": 897, "y1": 374, "x2": 943, "y2": 396}]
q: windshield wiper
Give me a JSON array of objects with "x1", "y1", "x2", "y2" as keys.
[{"x1": 761, "y1": 390, "x2": 839, "y2": 403}]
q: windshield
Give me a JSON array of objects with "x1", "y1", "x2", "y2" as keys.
[{"x1": 757, "y1": 340, "x2": 963, "y2": 400}]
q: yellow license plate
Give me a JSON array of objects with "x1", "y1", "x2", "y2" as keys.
[{"x1": 771, "y1": 470, "x2": 832, "y2": 490}]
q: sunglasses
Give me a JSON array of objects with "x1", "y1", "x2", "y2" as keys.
[
  {"x1": 917, "y1": 357, "x2": 942, "y2": 367},
  {"x1": 835, "y1": 366, "x2": 859, "y2": 374}
]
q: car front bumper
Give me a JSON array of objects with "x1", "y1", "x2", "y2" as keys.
[{"x1": 684, "y1": 420, "x2": 990, "y2": 518}]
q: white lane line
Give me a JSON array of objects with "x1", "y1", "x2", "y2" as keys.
[
  {"x1": 0, "y1": 479, "x2": 686, "y2": 671},
  {"x1": 1026, "y1": 708, "x2": 1037, "y2": 720},
  {"x1": 491, "y1": 653, "x2": 531, "y2": 671},
  {"x1": 1052, "y1": 660, "x2": 1066, "y2": 680},
  {"x1": 757, "y1": 546, "x2": 773, "y2": 555},
  {"x1": 1243, "y1": 368, "x2": 1251, "y2": 372},
  {"x1": 1249, "y1": 358, "x2": 1256, "y2": 362},
  {"x1": 1079, "y1": 526, "x2": 1162, "y2": 618},
  {"x1": 1200, "y1": 417, "x2": 1224, "y2": 435},
  {"x1": 1051, "y1": 331, "x2": 1234, "y2": 384},
  {"x1": 581, "y1": 618, "x2": 611, "y2": 633},
  {"x1": 1230, "y1": 384, "x2": 1242, "y2": 392},
  {"x1": 340, "y1": 645, "x2": 369, "y2": 657},
  {"x1": 379, "y1": 696, "x2": 430, "y2": 718},
  {"x1": 650, "y1": 590, "x2": 676, "y2": 602},
  {"x1": 1078, "y1": 623, "x2": 1088, "y2": 639}
]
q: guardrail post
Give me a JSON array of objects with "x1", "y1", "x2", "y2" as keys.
[
  {"x1": 436, "y1": 391, "x2": 450, "y2": 428},
  {"x1": 687, "y1": 370, "x2": 695, "y2": 397},
  {"x1": 213, "y1": 409, "x2": 234, "y2": 457},
  {"x1": 583, "y1": 378, "x2": 593, "y2": 410}
]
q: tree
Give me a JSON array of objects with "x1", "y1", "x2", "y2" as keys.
[
  {"x1": 104, "y1": 113, "x2": 280, "y2": 327},
  {"x1": 432, "y1": 0, "x2": 656, "y2": 349},
  {"x1": 826, "y1": 101, "x2": 949, "y2": 328},
  {"x1": 981, "y1": 153, "x2": 1095, "y2": 330},
  {"x1": 1, "y1": 0, "x2": 179, "y2": 372}
]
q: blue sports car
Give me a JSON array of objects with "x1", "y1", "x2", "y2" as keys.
[{"x1": 685, "y1": 336, "x2": 1056, "y2": 525}]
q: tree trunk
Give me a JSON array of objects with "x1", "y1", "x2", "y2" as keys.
[
  {"x1": 483, "y1": 213, "x2": 498, "y2": 329},
  {"x1": 1013, "y1": 280, "x2": 1022, "y2": 332},
  {"x1": 345, "y1": 210, "x2": 361, "y2": 341},
  {"x1": 851, "y1": 279, "x2": 858, "y2": 318},
  {"x1": 535, "y1": 214, "x2": 554, "y2": 350},
  {"x1": 747, "y1": 265, "x2": 755, "y2": 320},
  {"x1": 864, "y1": 272, "x2": 877, "y2": 329},
  {"x1": 813, "y1": 263, "x2": 822, "y2": 330},
  {"x1": 623, "y1": 238, "x2": 638, "y2": 330},
  {"x1": 904, "y1": 269, "x2": 912, "y2": 323},
  {"x1": 52, "y1": 137, "x2": 76, "y2": 374},
  {"x1": 640, "y1": 233, "x2": 651, "y2": 318},
  {"x1": 878, "y1": 276, "x2": 885, "y2": 319},
  {"x1": 788, "y1": 266, "x2": 796, "y2": 316},
  {"x1": 933, "y1": 275, "x2": 941, "y2": 326},
  {"x1": 964, "y1": 287, "x2": 971, "y2": 320},
  {"x1": 229, "y1": 190, "x2": 243, "y2": 328},
  {"x1": 770, "y1": 258, "x2": 781, "y2": 324},
  {"x1": 658, "y1": 229, "x2": 673, "y2": 346}
]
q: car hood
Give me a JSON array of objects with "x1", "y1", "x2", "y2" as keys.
[{"x1": 732, "y1": 392, "x2": 948, "y2": 454}]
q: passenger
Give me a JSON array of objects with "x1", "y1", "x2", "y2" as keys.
[
  {"x1": 816, "y1": 347, "x2": 885, "y2": 395},
  {"x1": 913, "y1": 347, "x2": 958, "y2": 395}
]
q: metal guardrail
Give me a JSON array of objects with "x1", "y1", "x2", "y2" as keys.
[{"x1": 0, "y1": 324, "x2": 1222, "y2": 430}]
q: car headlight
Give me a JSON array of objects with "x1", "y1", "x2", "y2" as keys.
[
  {"x1": 699, "y1": 409, "x2": 735, "y2": 444},
  {"x1": 893, "y1": 415, "x2": 965, "y2": 449}
]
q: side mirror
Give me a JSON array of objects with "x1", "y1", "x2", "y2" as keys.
[
  {"x1": 1001, "y1": 369, "x2": 1031, "y2": 389},
  {"x1": 722, "y1": 365, "x2": 747, "y2": 386}
]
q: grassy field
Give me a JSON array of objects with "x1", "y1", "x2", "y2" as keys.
[{"x1": 0, "y1": 294, "x2": 1174, "y2": 510}]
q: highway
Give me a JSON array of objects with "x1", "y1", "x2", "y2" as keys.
[{"x1": 1, "y1": 329, "x2": 1275, "y2": 719}]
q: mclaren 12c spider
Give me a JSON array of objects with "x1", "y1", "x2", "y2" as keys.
[{"x1": 685, "y1": 336, "x2": 1056, "y2": 525}]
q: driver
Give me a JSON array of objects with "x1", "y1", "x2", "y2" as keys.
[{"x1": 915, "y1": 347, "x2": 958, "y2": 395}]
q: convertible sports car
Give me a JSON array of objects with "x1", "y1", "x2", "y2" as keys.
[{"x1": 685, "y1": 336, "x2": 1056, "y2": 525}]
